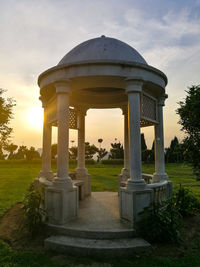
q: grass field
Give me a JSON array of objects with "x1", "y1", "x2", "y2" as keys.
[
  {"x1": 0, "y1": 160, "x2": 199, "y2": 217},
  {"x1": 1, "y1": 160, "x2": 200, "y2": 267}
]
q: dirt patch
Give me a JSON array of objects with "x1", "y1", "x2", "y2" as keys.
[
  {"x1": 0, "y1": 203, "x2": 25, "y2": 243},
  {"x1": 0, "y1": 203, "x2": 46, "y2": 250}
]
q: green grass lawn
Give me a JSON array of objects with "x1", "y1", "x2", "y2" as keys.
[
  {"x1": 1, "y1": 160, "x2": 200, "y2": 266},
  {"x1": 0, "y1": 160, "x2": 199, "y2": 217}
]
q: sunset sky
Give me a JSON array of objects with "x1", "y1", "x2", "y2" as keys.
[{"x1": 0, "y1": 0, "x2": 200, "y2": 150}]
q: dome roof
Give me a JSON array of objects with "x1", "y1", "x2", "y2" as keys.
[{"x1": 58, "y1": 36, "x2": 147, "y2": 66}]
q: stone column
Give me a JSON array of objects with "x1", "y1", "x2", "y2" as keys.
[
  {"x1": 45, "y1": 81, "x2": 78, "y2": 225},
  {"x1": 153, "y1": 95, "x2": 168, "y2": 182},
  {"x1": 119, "y1": 78, "x2": 153, "y2": 225},
  {"x1": 76, "y1": 107, "x2": 87, "y2": 176},
  {"x1": 76, "y1": 107, "x2": 91, "y2": 197},
  {"x1": 39, "y1": 98, "x2": 54, "y2": 181},
  {"x1": 121, "y1": 105, "x2": 130, "y2": 180},
  {"x1": 54, "y1": 81, "x2": 73, "y2": 189},
  {"x1": 126, "y1": 79, "x2": 146, "y2": 190}
]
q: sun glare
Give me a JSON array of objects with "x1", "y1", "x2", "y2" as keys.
[{"x1": 26, "y1": 106, "x2": 43, "y2": 130}]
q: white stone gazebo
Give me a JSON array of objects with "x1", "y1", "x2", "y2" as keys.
[{"x1": 37, "y1": 36, "x2": 172, "y2": 227}]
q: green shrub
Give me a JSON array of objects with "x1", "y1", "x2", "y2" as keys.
[
  {"x1": 101, "y1": 159, "x2": 124, "y2": 165},
  {"x1": 139, "y1": 185, "x2": 200, "y2": 243},
  {"x1": 68, "y1": 159, "x2": 96, "y2": 165},
  {"x1": 22, "y1": 184, "x2": 46, "y2": 236},
  {"x1": 85, "y1": 159, "x2": 96, "y2": 165},
  {"x1": 139, "y1": 199, "x2": 182, "y2": 243},
  {"x1": 174, "y1": 184, "x2": 200, "y2": 217},
  {"x1": 69, "y1": 159, "x2": 77, "y2": 165}
]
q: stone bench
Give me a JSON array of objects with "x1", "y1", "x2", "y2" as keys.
[
  {"x1": 72, "y1": 179, "x2": 84, "y2": 200},
  {"x1": 119, "y1": 173, "x2": 153, "y2": 189}
]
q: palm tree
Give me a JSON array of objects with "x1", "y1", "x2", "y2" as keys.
[{"x1": 98, "y1": 138, "x2": 103, "y2": 149}]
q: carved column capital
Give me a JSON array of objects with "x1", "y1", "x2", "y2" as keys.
[
  {"x1": 158, "y1": 94, "x2": 168, "y2": 107},
  {"x1": 39, "y1": 95, "x2": 48, "y2": 108},
  {"x1": 75, "y1": 106, "x2": 88, "y2": 116},
  {"x1": 55, "y1": 80, "x2": 71, "y2": 94},
  {"x1": 125, "y1": 77, "x2": 143, "y2": 94},
  {"x1": 121, "y1": 105, "x2": 128, "y2": 116}
]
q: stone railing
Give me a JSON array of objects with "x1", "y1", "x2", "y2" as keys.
[
  {"x1": 118, "y1": 173, "x2": 172, "y2": 202},
  {"x1": 142, "y1": 173, "x2": 153, "y2": 184},
  {"x1": 147, "y1": 180, "x2": 173, "y2": 203},
  {"x1": 119, "y1": 173, "x2": 153, "y2": 188}
]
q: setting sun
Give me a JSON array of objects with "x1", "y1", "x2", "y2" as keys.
[{"x1": 26, "y1": 106, "x2": 43, "y2": 130}]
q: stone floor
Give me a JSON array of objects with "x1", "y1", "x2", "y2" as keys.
[
  {"x1": 64, "y1": 192, "x2": 132, "y2": 230},
  {"x1": 46, "y1": 192, "x2": 151, "y2": 256}
]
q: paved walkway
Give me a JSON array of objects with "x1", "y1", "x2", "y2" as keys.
[{"x1": 64, "y1": 192, "x2": 132, "y2": 230}]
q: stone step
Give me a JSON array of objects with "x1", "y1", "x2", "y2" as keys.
[
  {"x1": 45, "y1": 235, "x2": 151, "y2": 257},
  {"x1": 47, "y1": 224, "x2": 135, "y2": 239}
]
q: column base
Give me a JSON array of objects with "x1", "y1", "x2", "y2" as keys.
[
  {"x1": 119, "y1": 187, "x2": 153, "y2": 226},
  {"x1": 76, "y1": 167, "x2": 88, "y2": 176},
  {"x1": 45, "y1": 185, "x2": 78, "y2": 225},
  {"x1": 152, "y1": 172, "x2": 168, "y2": 183},
  {"x1": 126, "y1": 178, "x2": 146, "y2": 191},
  {"x1": 38, "y1": 170, "x2": 54, "y2": 181},
  {"x1": 53, "y1": 177, "x2": 73, "y2": 190},
  {"x1": 121, "y1": 168, "x2": 130, "y2": 181}
]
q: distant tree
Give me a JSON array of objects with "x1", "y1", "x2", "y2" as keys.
[
  {"x1": 177, "y1": 85, "x2": 200, "y2": 179},
  {"x1": 165, "y1": 137, "x2": 183, "y2": 163},
  {"x1": 69, "y1": 146, "x2": 78, "y2": 159},
  {"x1": 0, "y1": 147, "x2": 6, "y2": 160},
  {"x1": 51, "y1": 144, "x2": 57, "y2": 159},
  {"x1": 0, "y1": 89, "x2": 16, "y2": 153},
  {"x1": 150, "y1": 141, "x2": 155, "y2": 161},
  {"x1": 25, "y1": 146, "x2": 40, "y2": 161},
  {"x1": 109, "y1": 141, "x2": 124, "y2": 159},
  {"x1": 4, "y1": 143, "x2": 18, "y2": 159},
  {"x1": 141, "y1": 133, "x2": 149, "y2": 162},
  {"x1": 14, "y1": 145, "x2": 27, "y2": 159},
  {"x1": 69, "y1": 143, "x2": 98, "y2": 160},
  {"x1": 97, "y1": 148, "x2": 108, "y2": 162},
  {"x1": 85, "y1": 142, "x2": 98, "y2": 159},
  {"x1": 141, "y1": 133, "x2": 147, "y2": 151}
]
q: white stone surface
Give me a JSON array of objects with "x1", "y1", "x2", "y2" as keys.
[
  {"x1": 119, "y1": 187, "x2": 153, "y2": 224},
  {"x1": 76, "y1": 107, "x2": 91, "y2": 197},
  {"x1": 45, "y1": 235, "x2": 151, "y2": 257},
  {"x1": 121, "y1": 105, "x2": 130, "y2": 180},
  {"x1": 58, "y1": 36, "x2": 147, "y2": 66},
  {"x1": 54, "y1": 82, "x2": 73, "y2": 189},
  {"x1": 39, "y1": 106, "x2": 54, "y2": 180},
  {"x1": 45, "y1": 186, "x2": 78, "y2": 225},
  {"x1": 153, "y1": 95, "x2": 168, "y2": 182},
  {"x1": 126, "y1": 80, "x2": 146, "y2": 190}
]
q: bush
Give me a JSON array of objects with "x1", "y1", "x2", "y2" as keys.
[
  {"x1": 101, "y1": 159, "x2": 124, "y2": 165},
  {"x1": 139, "y1": 185, "x2": 200, "y2": 243},
  {"x1": 174, "y1": 184, "x2": 200, "y2": 217},
  {"x1": 139, "y1": 199, "x2": 182, "y2": 243},
  {"x1": 68, "y1": 159, "x2": 96, "y2": 165},
  {"x1": 85, "y1": 159, "x2": 96, "y2": 165},
  {"x1": 22, "y1": 184, "x2": 46, "y2": 236}
]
